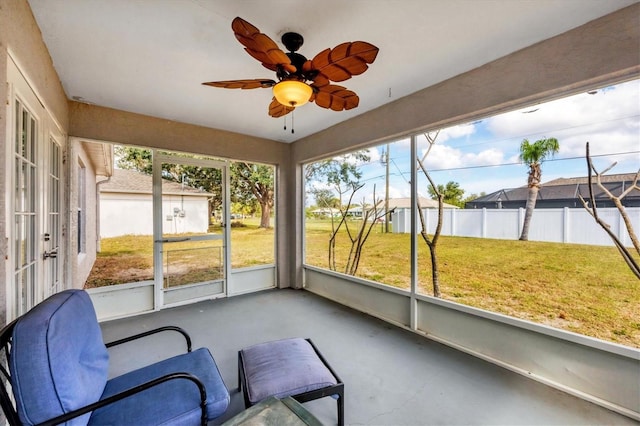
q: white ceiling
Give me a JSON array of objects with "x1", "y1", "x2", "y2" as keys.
[{"x1": 28, "y1": 0, "x2": 637, "y2": 143}]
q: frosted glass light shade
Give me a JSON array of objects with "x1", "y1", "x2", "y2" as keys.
[{"x1": 273, "y1": 81, "x2": 312, "y2": 107}]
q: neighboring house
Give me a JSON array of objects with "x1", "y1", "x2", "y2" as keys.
[
  {"x1": 387, "y1": 197, "x2": 459, "y2": 210},
  {"x1": 310, "y1": 207, "x2": 341, "y2": 218},
  {"x1": 313, "y1": 198, "x2": 457, "y2": 220},
  {"x1": 466, "y1": 173, "x2": 640, "y2": 209},
  {"x1": 99, "y1": 169, "x2": 212, "y2": 238}
]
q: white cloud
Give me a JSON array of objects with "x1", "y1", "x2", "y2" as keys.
[
  {"x1": 485, "y1": 79, "x2": 640, "y2": 160},
  {"x1": 416, "y1": 123, "x2": 476, "y2": 145},
  {"x1": 388, "y1": 184, "x2": 409, "y2": 199},
  {"x1": 438, "y1": 123, "x2": 476, "y2": 142},
  {"x1": 364, "y1": 147, "x2": 381, "y2": 163},
  {"x1": 420, "y1": 144, "x2": 507, "y2": 170}
]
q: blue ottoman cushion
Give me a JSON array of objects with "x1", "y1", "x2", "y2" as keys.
[{"x1": 240, "y1": 338, "x2": 338, "y2": 404}]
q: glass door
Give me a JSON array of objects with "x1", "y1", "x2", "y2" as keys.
[
  {"x1": 12, "y1": 98, "x2": 39, "y2": 316},
  {"x1": 152, "y1": 152, "x2": 229, "y2": 307},
  {"x1": 43, "y1": 136, "x2": 63, "y2": 297},
  {"x1": 7, "y1": 56, "x2": 66, "y2": 320}
]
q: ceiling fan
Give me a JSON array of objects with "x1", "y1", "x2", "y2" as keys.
[{"x1": 203, "y1": 17, "x2": 379, "y2": 119}]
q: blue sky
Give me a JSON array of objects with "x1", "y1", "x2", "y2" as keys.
[{"x1": 310, "y1": 79, "x2": 640, "y2": 204}]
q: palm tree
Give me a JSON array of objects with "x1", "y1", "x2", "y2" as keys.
[{"x1": 519, "y1": 137, "x2": 559, "y2": 241}]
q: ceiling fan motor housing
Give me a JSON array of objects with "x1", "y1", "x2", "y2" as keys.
[{"x1": 282, "y1": 32, "x2": 304, "y2": 52}]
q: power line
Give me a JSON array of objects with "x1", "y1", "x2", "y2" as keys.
[
  {"x1": 427, "y1": 150, "x2": 639, "y2": 173},
  {"x1": 359, "y1": 150, "x2": 638, "y2": 181},
  {"x1": 390, "y1": 158, "x2": 410, "y2": 183}
]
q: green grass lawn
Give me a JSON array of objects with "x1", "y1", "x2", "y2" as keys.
[
  {"x1": 87, "y1": 217, "x2": 639, "y2": 348},
  {"x1": 86, "y1": 219, "x2": 274, "y2": 288},
  {"x1": 305, "y1": 219, "x2": 639, "y2": 348}
]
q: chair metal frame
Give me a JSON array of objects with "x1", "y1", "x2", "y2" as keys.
[{"x1": 0, "y1": 321, "x2": 208, "y2": 426}]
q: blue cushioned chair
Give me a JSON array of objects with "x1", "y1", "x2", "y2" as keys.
[{"x1": 0, "y1": 289, "x2": 230, "y2": 425}]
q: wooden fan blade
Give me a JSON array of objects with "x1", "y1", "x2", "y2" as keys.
[
  {"x1": 302, "y1": 60, "x2": 330, "y2": 88},
  {"x1": 232, "y1": 17, "x2": 295, "y2": 73},
  {"x1": 202, "y1": 79, "x2": 276, "y2": 89},
  {"x1": 269, "y1": 98, "x2": 294, "y2": 117},
  {"x1": 312, "y1": 84, "x2": 359, "y2": 111},
  {"x1": 311, "y1": 41, "x2": 379, "y2": 83}
]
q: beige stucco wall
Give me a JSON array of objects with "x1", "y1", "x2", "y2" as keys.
[
  {"x1": 0, "y1": 0, "x2": 70, "y2": 325},
  {"x1": 69, "y1": 102, "x2": 287, "y2": 165}
]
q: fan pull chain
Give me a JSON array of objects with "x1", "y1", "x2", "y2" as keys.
[{"x1": 282, "y1": 113, "x2": 295, "y2": 134}]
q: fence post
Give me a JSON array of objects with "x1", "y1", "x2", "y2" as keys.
[
  {"x1": 482, "y1": 208, "x2": 487, "y2": 238},
  {"x1": 451, "y1": 208, "x2": 456, "y2": 236},
  {"x1": 425, "y1": 208, "x2": 429, "y2": 234},
  {"x1": 618, "y1": 209, "x2": 627, "y2": 246},
  {"x1": 518, "y1": 208, "x2": 524, "y2": 236},
  {"x1": 563, "y1": 207, "x2": 570, "y2": 243}
]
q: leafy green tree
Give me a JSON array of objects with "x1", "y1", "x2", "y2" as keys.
[
  {"x1": 519, "y1": 137, "x2": 559, "y2": 240},
  {"x1": 231, "y1": 163, "x2": 274, "y2": 228},
  {"x1": 427, "y1": 181, "x2": 465, "y2": 207},
  {"x1": 115, "y1": 146, "x2": 153, "y2": 173},
  {"x1": 305, "y1": 150, "x2": 371, "y2": 213},
  {"x1": 312, "y1": 188, "x2": 341, "y2": 208},
  {"x1": 463, "y1": 192, "x2": 486, "y2": 206},
  {"x1": 305, "y1": 151, "x2": 370, "y2": 190}
]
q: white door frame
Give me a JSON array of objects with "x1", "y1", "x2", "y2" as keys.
[
  {"x1": 5, "y1": 55, "x2": 66, "y2": 321},
  {"x1": 152, "y1": 151, "x2": 230, "y2": 309}
]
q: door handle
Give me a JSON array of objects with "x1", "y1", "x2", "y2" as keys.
[
  {"x1": 157, "y1": 237, "x2": 191, "y2": 243},
  {"x1": 43, "y1": 250, "x2": 58, "y2": 259}
]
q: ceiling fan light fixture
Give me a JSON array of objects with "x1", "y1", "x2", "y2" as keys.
[{"x1": 273, "y1": 80, "x2": 312, "y2": 107}]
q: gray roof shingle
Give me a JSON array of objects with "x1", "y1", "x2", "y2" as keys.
[{"x1": 100, "y1": 169, "x2": 211, "y2": 196}]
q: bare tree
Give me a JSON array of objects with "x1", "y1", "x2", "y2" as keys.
[
  {"x1": 327, "y1": 182, "x2": 359, "y2": 272},
  {"x1": 578, "y1": 142, "x2": 640, "y2": 279},
  {"x1": 327, "y1": 183, "x2": 390, "y2": 275},
  {"x1": 417, "y1": 131, "x2": 444, "y2": 297}
]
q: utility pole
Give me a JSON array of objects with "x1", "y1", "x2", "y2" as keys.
[{"x1": 384, "y1": 143, "x2": 390, "y2": 233}]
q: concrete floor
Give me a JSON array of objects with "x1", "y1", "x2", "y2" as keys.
[{"x1": 100, "y1": 289, "x2": 637, "y2": 425}]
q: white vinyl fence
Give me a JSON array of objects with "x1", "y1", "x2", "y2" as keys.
[{"x1": 392, "y1": 207, "x2": 640, "y2": 247}]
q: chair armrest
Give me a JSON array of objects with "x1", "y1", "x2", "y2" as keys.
[
  {"x1": 35, "y1": 372, "x2": 208, "y2": 426},
  {"x1": 105, "y1": 326, "x2": 192, "y2": 352}
]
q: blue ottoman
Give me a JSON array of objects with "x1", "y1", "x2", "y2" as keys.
[{"x1": 238, "y1": 338, "x2": 344, "y2": 426}]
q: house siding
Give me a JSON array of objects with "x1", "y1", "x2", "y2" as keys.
[
  {"x1": 100, "y1": 192, "x2": 210, "y2": 237},
  {"x1": 73, "y1": 141, "x2": 100, "y2": 287}
]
